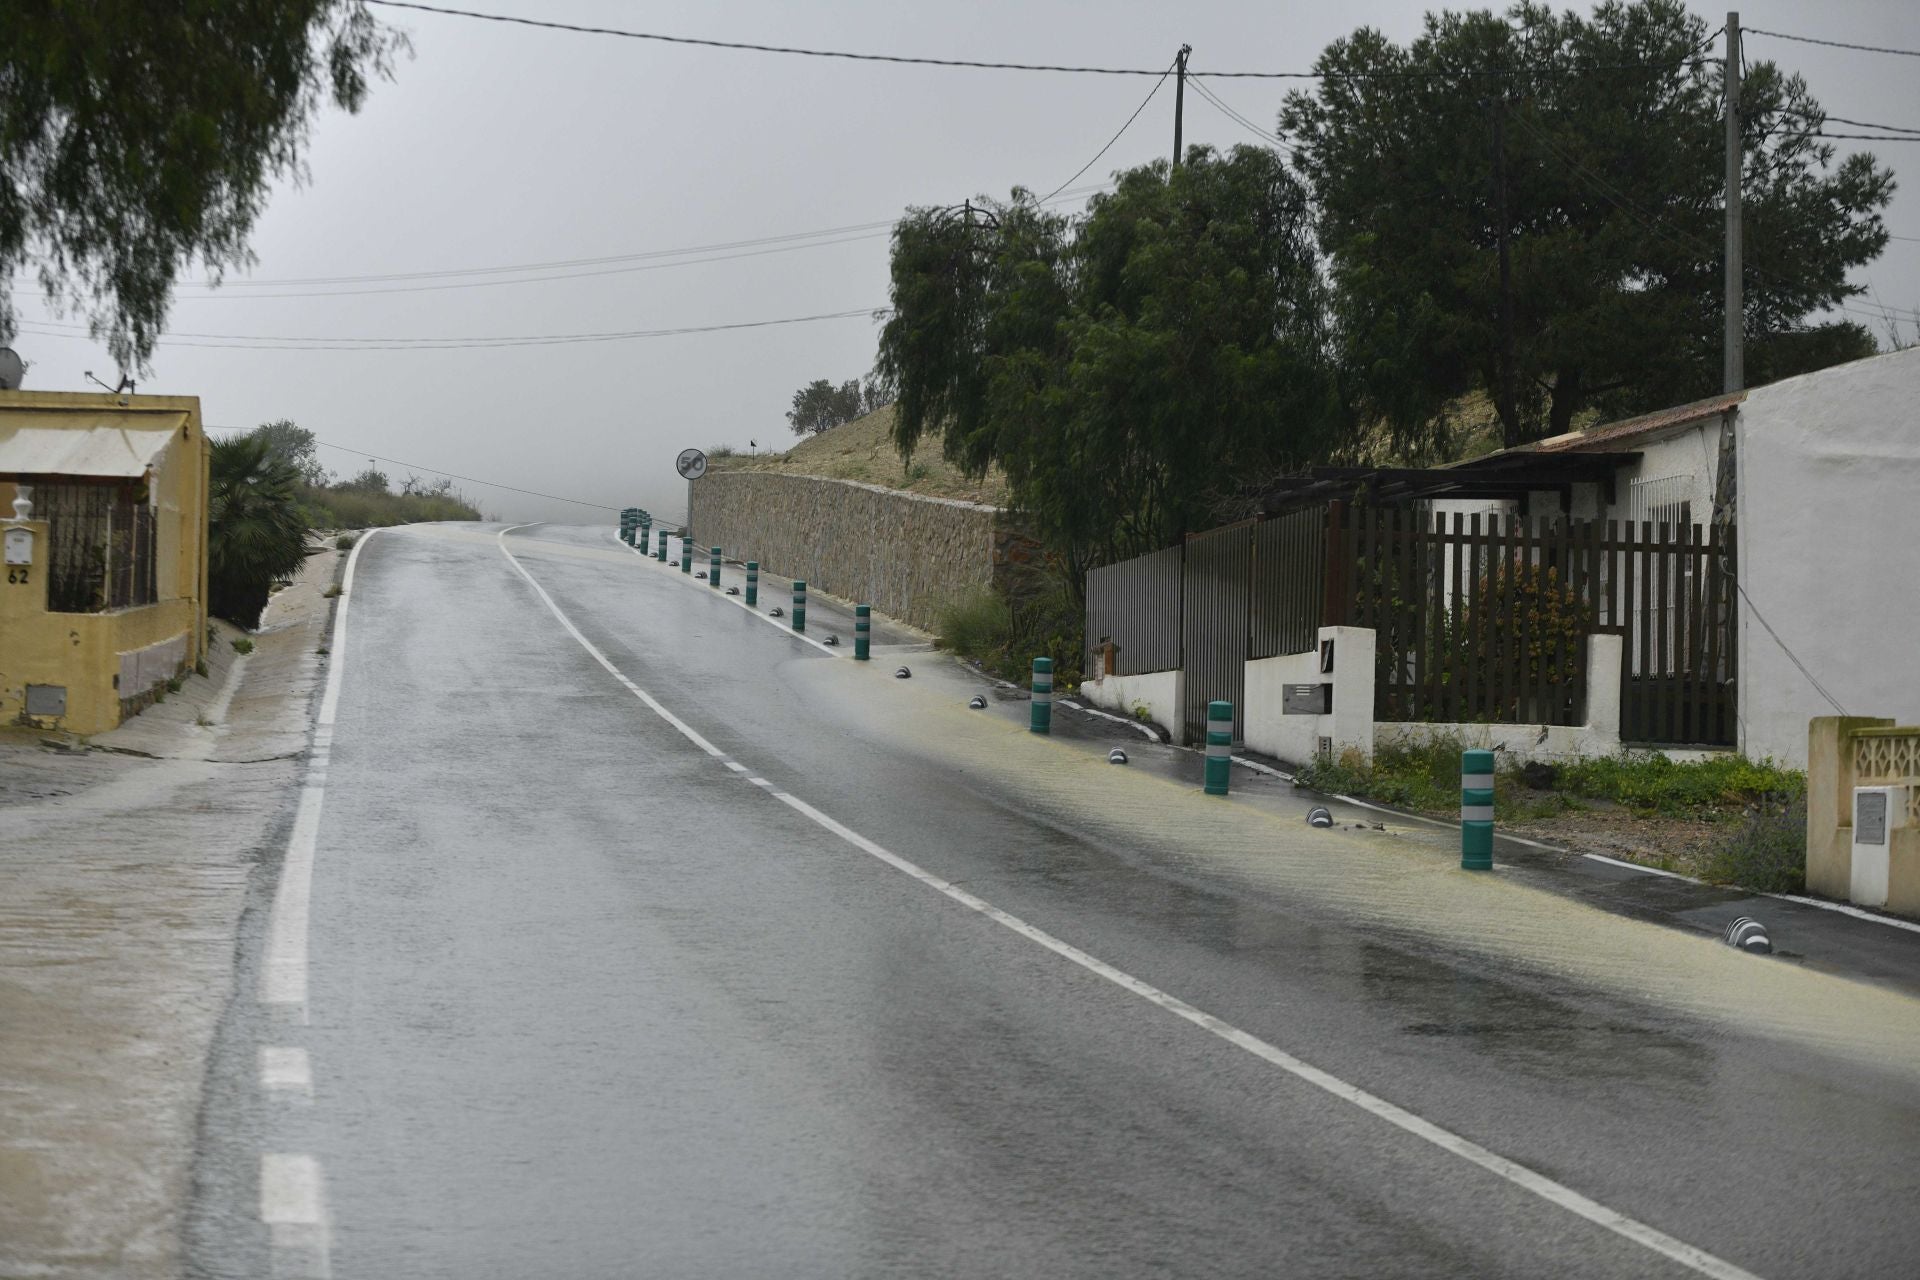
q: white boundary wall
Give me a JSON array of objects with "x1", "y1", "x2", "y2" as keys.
[{"x1": 1736, "y1": 347, "x2": 1920, "y2": 767}]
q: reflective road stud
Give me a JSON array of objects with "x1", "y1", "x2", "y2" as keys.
[
  {"x1": 792, "y1": 580, "x2": 807, "y2": 633},
  {"x1": 1029, "y1": 657, "x2": 1053, "y2": 734},
  {"x1": 709, "y1": 547, "x2": 721, "y2": 588},
  {"x1": 1204, "y1": 701, "x2": 1232, "y2": 795},
  {"x1": 745, "y1": 562, "x2": 759, "y2": 607},
  {"x1": 854, "y1": 604, "x2": 871, "y2": 660},
  {"x1": 680, "y1": 538, "x2": 692, "y2": 575},
  {"x1": 1462, "y1": 748, "x2": 1495, "y2": 870}
]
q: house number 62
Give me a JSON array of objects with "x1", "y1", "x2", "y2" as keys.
[{"x1": 6, "y1": 567, "x2": 27, "y2": 584}]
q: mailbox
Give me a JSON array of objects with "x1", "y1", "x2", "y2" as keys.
[
  {"x1": 1282, "y1": 682, "x2": 1332, "y2": 715},
  {"x1": 4, "y1": 525, "x2": 31, "y2": 566}
]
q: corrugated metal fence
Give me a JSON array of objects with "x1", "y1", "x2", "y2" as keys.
[
  {"x1": 1181, "y1": 522, "x2": 1254, "y2": 742},
  {"x1": 1085, "y1": 544, "x2": 1182, "y2": 676}
]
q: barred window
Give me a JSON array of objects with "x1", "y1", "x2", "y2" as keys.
[{"x1": 38, "y1": 481, "x2": 158, "y2": 613}]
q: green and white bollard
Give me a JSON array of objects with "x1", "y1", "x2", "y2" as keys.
[
  {"x1": 792, "y1": 581, "x2": 807, "y2": 633},
  {"x1": 680, "y1": 538, "x2": 692, "y2": 575},
  {"x1": 854, "y1": 605, "x2": 871, "y2": 660},
  {"x1": 656, "y1": 529, "x2": 667, "y2": 561},
  {"x1": 1203, "y1": 701, "x2": 1233, "y2": 795},
  {"x1": 1029, "y1": 657, "x2": 1053, "y2": 734},
  {"x1": 745, "y1": 562, "x2": 759, "y2": 607},
  {"x1": 639, "y1": 518, "x2": 650, "y2": 549},
  {"x1": 709, "y1": 546, "x2": 721, "y2": 588},
  {"x1": 1461, "y1": 748, "x2": 1495, "y2": 870}
]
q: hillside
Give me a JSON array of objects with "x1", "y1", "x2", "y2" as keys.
[{"x1": 711, "y1": 405, "x2": 1010, "y2": 506}]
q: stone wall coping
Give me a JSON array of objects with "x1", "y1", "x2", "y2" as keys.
[{"x1": 709, "y1": 468, "x2": 1004, "y2": 514}]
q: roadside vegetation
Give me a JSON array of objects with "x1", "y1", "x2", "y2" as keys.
[
  {"x1": 935, "y1": 582, "x2": 1086, "y2": 690},
  {"x1": 1296, "y1": 735, "x2": 1808, "y2": 891}
]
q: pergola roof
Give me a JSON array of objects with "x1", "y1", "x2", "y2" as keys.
[{"x1": 1256, "y1": 449, "x2": 1641, "y2": 514}]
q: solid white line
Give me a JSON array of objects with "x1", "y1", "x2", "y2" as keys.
[
  {"x1": 497, "y1": 529, "x2": 1764, "y2": 1280},
  {"x1": 260, "y1": 1046, "x2": 314, "y2": 1098},
  {"x1": 608, "y1": 530, "x2": 843, "y2": 657},
  {"x1": 1057, "y1": 698, "x2": 1163, "y2": 741},
  {"x1": 1582, "y1": 851, "x2": 1699, "y2": 883},
  {"x1": 1766, "y1": 892, "x2": 1920, "y2": 935},
  {"x1": 260, "y1": 530, "x2": 379, "y2": 1023}
]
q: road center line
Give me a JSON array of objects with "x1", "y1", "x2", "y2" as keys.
[{"x1": 496, "y1": 527, "x2": 1763, "y2": 1280}]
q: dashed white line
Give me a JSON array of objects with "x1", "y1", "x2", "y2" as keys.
[
  {"x1": 260, "y1": 1046, "x2": 314, "y2": 1099},
  {"x1": 260, "y1": 1153, "x2": 332, "y2": 1277},
  {"x1": 498, "y1": 527, "x2": 1765, "y2": 1280}
]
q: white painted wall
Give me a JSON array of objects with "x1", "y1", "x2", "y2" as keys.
[
  {"x1": 1242, "y1": 626, "x2": 1375, "y2": 766},
  {"x1": 1080, "y1": 668, "x2": 1184, "y2": 743},
  {"x1": 1735, "y1": 347, "x2": 1920, "y2": 767}
]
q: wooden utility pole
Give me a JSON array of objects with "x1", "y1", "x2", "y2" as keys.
[
  {"x1": 1724, "y1": 12, "x2": 1744, "y2": 393},
  {"x1": 1490, "y1": 95, "x2": 1519, "y2": 447},
  {"x1": 1172, "y1": 45, "x2": 1192, "y2": 170}
]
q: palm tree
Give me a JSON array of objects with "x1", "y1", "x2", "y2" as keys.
[{"x1": 208, "y1": 433, "x2": 310, "y2": 628}]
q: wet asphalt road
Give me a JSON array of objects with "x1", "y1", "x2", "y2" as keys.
[{"x1": 190, "y1": 523, "x2": 1920, "y2": 1279}]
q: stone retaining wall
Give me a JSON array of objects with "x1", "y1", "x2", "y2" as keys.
[{"x1": 691, "y1": 471, "x2": 1028, "y2": 632}]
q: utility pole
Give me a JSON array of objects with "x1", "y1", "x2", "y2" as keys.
[
  {"x1": 1172, "y1": 44, "x2": 1192, "y2": 170},
  {"x1": 1490, "y1": 95, "x2": 1519, "y2": 448},
  {"x1": 1724, "y1": 12, "x2": 1743, "y2": 393}
]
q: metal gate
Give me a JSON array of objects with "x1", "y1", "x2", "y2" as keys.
[{"x1": 1181, "y1": 522, "x2": 1253, "y2": 744}]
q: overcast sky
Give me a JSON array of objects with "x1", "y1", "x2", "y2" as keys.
[{"x1": 12, "y1": 0, "x2": 1918, "y2": 523}]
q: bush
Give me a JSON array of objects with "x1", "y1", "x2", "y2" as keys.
[
  {"x1": 335, "y1": 533, "x2": 357, "y2": 550},
  {"x1": 1555, "y1": 753, "x2": 1804, "y2": 819},
  {"x1": 1700, "y1": 793, "x2": 1807, "y2": 893},
  {"x1": 323, "y1": 584, "x2": 342, "y2": 598},
  {"x1": 936, "y1": 590, "x2": 1012, "y2": 661},
  {"x1": 209, "y1": 435, "x2": 309, "y2": 628},
  {"x1": 230, "y1": 637, "x2": 255, "y2": 655}
]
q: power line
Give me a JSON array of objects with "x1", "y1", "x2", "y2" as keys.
[
  {"x1": 366, "y1": 1, "x2": 1710, "y2": 81},
  {"x1": 1807, "y1": 132, "x2": 1920, "y2": 142},
  {"x1": 366, "y1": 1, "x2": 1172, "y2": 74},
  {"x1": 1744, "y1": 27, "x2": 1920, "y2": 59},
  {"x1": 38, "y1": 185, "x2": 1112, "y2": 303},
  {"x1": 205, "y1": 429, "x2": 623, "y2": 511},
  {"x1": 1772, "y1": 108, "x2": 1920, "y2": 137},
  {"x1": 1186, "y1": 77, "x2": 1305, "y2": 163},
  {"x1": 1040, "y1": 59, "x2": 1176, "y2": 202},
  {"x1": 15, "y1": 307, "x2": 886, "y2": 352}
]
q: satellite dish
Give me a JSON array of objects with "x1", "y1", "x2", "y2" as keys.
[
  {"x1": 675, "y1": 448, "x2": 708, "y2": 480},
  {"x1": 0, "y1": 348, "x2": 24, "y2": 391}
]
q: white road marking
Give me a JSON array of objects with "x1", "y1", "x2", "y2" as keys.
[
  {"x1": 498, "y1": 529, "x2": 1765, "y2": 1280},
  {"x1": 1583, "y1": 851, "x2": 1699, "y2": 883},
  {"x1": 748, "y1": 777, "x2": 773, "y2": 787},
  {"x1": 725, "y1": 761, "x2": 749, "y2": 773},
  {"x1": 260, "y1": 1046, "x2": 313, "y2": 1098},
  {"x1": 609, "y1": 530, "x2": 843, "y2": 657},
  {"x1": 261, "y1": 1153, "x2": 332, "y2": 1277},
  {"x1": 1057, "y1": 698, "x2": 1163, "y2": 741},
  {"x1": 1765, "y1": 892, "x2": 1920, "y2": 935},
  {"x1": 260, "y1": 530, "x2": 379, "y2": 1023}
]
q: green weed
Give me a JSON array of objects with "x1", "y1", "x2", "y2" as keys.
[{"x1": 230, "y1": 637, "x2": 254, "y2": 655}]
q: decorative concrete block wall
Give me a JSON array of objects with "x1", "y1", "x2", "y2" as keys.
[{"x1": 691, "y1": 471, "x2": 1025, "y2": 633}]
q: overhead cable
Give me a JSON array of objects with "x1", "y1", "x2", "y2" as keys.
[
  {"x1": 16, "y1": 307, "x2": 886, "y2": 352},
  {"x1": 202, "y1": 431, "x2": 622, "y2": 511},
  {"x1": 1039, "y1": 59, "x2": 1176, "y2": 202},
  {"x1": 365, "y1": 2, "x2": 1709, "y2": 80},
  {"x1": 1744, "y1": 28, "x2": 1920, "y2": 59}
]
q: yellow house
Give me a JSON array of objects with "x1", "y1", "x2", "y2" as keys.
[{"x1": 0, "y1": 390, "x2": 211, "y2": 735}]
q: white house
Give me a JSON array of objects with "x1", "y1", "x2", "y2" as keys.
[{"x1": 1452, "y1": 346, "x2": 1920, "y2": 767}]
